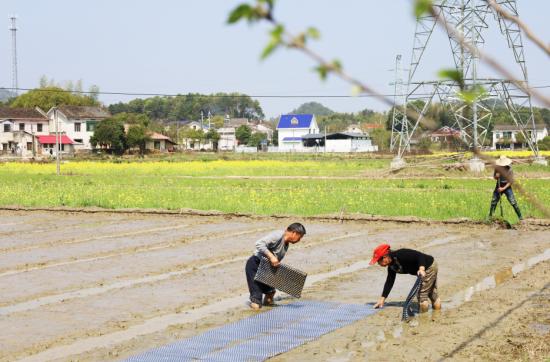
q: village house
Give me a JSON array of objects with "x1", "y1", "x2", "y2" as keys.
[
  {"x1": 176, "y1": 120, "x2": 214, "y2": 151},
  {"x1": 345, "y1": 124, "x2": 363, "y2": 134},
  {"x1": 301, "y1": 132, "x2": 378, "y2": 152},
  {"x1": 430, "y1": 126, "x2": 462, "y2": 143},
  {"x1": 218, "y1": 126, "x2": 237, "y2": 150},
  {"x1": 217, "y1": 118, "x2": 273, "y2": 151},
  {"x1": 46, "y1": 106, "x2": 111, "y2": 152},
  {"x1": 492, "y1": 123, "x2": 548, "y2": 150},
  {"x1": 36, "y1": 135, "x2": 75, "y2": 156},
  {"x1": 0, "y1": 107, "x2": 50, "y2": 157},
  {"x1": 147, "y1": 132, "x2": 176, "y2": 152},
  {"x1": 276, "y1": 114, "x2": 319, "y2": 151}
]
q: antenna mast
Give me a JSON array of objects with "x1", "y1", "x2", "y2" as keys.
[{"x1": 9, "y1": 16, "x2": 19, "y2": 96}]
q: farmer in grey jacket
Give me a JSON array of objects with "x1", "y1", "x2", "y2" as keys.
[{"x1": 245, "y1": 223, "x2": 306, "y2": 310}]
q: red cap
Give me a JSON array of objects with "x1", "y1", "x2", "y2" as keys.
[{"x1": 369, "y1": 244, "x2": 391, "y2": 265}]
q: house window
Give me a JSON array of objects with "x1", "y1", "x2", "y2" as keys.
[
  {"x1": 154, "y1": 141, "x2": 161, "y2": 150},
  {"x1": 37, "y1": 123, "x2": 43, "y2": 132},
  {"x1": 19, "y1": 123, "x2": 25, "y2": 131},
  {"x1": 291, "y1": 117, "x2": 299, "y2": 125},
  {"x1": 3, "y1": 124, "x2": 10, "y2": 132},
  {"x1": 86, "y1": 121, "x2": 98, "y2": 132},
  {"x1": 504, "y1": 131, "x2": 512, "y2": 138},
  {"x1": 27, "y1": 142, "x2": 32, "y2": 150},
  {"x1": 74, "y1": 122, "x2": 81, "y2": 132}
]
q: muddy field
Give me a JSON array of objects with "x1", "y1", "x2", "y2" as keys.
[{"x1": 0, "y1": 210, "x2": 548, "y2": 361}]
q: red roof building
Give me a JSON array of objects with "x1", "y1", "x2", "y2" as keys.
[{"x1": 37, "y1": 135, "x2": 75, "y2": 145}]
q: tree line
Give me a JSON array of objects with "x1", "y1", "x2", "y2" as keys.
[{"x1": 108, "y1": 93, "x2": 264, "y2": 121}]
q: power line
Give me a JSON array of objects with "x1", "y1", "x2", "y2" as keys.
[{"x1": 1, "y1": 85, "x2": 549, "y2": 99}]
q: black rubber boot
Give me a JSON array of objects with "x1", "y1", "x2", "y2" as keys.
[{"x1": 512, "y1": 203, "x2": 523, "y2": 220}]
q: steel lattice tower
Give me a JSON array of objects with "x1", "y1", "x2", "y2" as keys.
[
  {"x1": 391, "y1": 0, "x2": 545, "y2": 167},
  {"x1": 9, "y1": 16, "x2": 19, "y2": 96}
]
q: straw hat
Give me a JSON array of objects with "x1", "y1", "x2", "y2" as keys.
[{"x1": 495, "y1": 155, "x2": 512, "y2": 166}]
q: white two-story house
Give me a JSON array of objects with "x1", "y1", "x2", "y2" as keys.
[
  {"x1": 277, "y1": 114, "x2": 319, "y2": 151},
  {"x1": 46, "y1": 106, "x2": 110, "y2": 151},
  {"x1": 0, "y1": 107, "x2": 50, "y2": 157},
  {"x1": 492, "y1": 123, "x2": 548, "y2": 150}
]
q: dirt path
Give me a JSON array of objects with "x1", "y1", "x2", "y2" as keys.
[{"x1": 0, "y1": 210, "x2": 548, "y2": 361}]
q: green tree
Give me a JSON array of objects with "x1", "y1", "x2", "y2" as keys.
[
  {"x1": 235, "y1": 125, "x2": 252, "y2": 145},
  {"x1": 417, "y1": 137, "x2": 433, "y2": 152},
  {"x1": 109, "y1": 112, "x2": 151, "y2": 127},
  {"x1": 182, "y1": 128, "x2": 206, "y2": 149},
  {"x1": 211, "y1": 115, "x2": 225, "y2": 128},
  {"x1": 537, "y1": 136, "x2": 550, "y2": 151},
  {"x1": 248, "y1": 132, "x2": 267, "y2": 147},
  {"x1": 206, "y1": 129, "x2": 221, "y2": 151},
  {"x1": 515, "y1": 131, "x2": 526, "y2": 148},
  {"x1": 369, "y1": 128, "x2": 391, "y2": 151},
  {"x1": 90, "y1": 118, "x2": 126, "y2": 155},
  {"x1": 291, "y1": 102, "x2": 334, "y2": 116},
  {"x1": 272, "y1": 129, "x2": 279, "y2": 146},
  {"x1": 126, "y1": 125, "x2": 151, "y2": 155},
  {"x1": 107, "y1": 93, "x2": 264, "y2": 122},
  {"x1": 10, "y1": 86, "x2": 99, "y2": 110}
]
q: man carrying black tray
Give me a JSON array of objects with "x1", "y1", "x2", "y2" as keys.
[{"x1": 245, "y1": 223, "x2": 306, "y2": 310}]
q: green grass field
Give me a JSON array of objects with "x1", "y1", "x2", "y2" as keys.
[{"x1": 0, "y1": 159, "x2": 548, "y2": 221}]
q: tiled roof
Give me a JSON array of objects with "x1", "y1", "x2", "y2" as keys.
[
  {"x1": 492, "y1": 123, "x2": 547, "y2": 131},
  {"x1": 431, "y1": 126, "x2": 461, "y2": 136},
  {"x1": 226, "y1": 118, "x2": 251, "y2": 127},
  {"x1": 58, "y1": 106, "x2": 110, "y2": 119},
  {"x1": 149, "y1": 132, "x2": 176, "y2": 143},
  {"x1": 277, "y1": 114, "x2": 314, "y2": 129},
  {"x1": 0, "y1": 107, "x2": 48, "y2": 120},
  {"x1": 37, "y1": 135, "x2": 74, "y2": 144}
]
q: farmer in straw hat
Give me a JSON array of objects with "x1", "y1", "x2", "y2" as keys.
[
  {"x1": 489, "y1": 155, "x2": 522, "y2": 220},
  {"x1": 371, "y1": 244, "x2": 441, "y2": 313}
]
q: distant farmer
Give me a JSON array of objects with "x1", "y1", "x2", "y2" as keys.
[
  {"x1": 245, "y1": 222, "x2": 306, "y2": 310},
  {"x1": 371, "y1": 244, "x2": 441, "y2": 313},
  {"x1": 489, "y1": 155, "x2": 522, "y2": 220}
]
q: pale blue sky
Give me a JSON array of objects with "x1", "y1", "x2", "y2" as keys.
[{"x1": 1, "y1": 0, "x2": 549, "y2": 118}]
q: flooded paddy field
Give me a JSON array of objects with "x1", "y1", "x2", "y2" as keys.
[{"x1": 0, "y1": 210, "x2": 548, "y2": 361}]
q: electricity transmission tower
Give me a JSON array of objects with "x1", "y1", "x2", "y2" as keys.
[
  {"x1": 390, "y1": 0, "x2": 546, "y2": 169},
  {"x1": 9, "y1": 16, "x2": 19, "y2": 96}
]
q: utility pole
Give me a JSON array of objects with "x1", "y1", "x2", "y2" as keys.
[
  {"x1": 9, "y1": 16, "x2": 19, "y2": 95},
  {"x1": 200, "y1": 111, "x2": 204, "y2": 129},
  {"x1": 54, "y1": 107, "x2": 60, "y2": 175},
  {"x1": 31, "y1": 124, "x2": 36, "y2": 158},
  {"x1": 208, "y1": 110, "x2": 211, "y2": 129}
]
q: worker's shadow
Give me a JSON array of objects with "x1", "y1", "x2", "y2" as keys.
[
  {"x1": 372, "y1": 301, "x2": 419, "y2": 312},
  {"x1": 380, "y1": 301, "x2": 410, "y2": 307}
]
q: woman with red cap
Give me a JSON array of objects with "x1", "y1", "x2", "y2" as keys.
[{"x1": 370, "y1": 243, "x2": 441, "y2": 312}]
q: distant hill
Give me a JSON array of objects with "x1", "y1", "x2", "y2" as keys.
[{"x1": 290, "y1": 102, "x2": 334, "y2": 116}]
